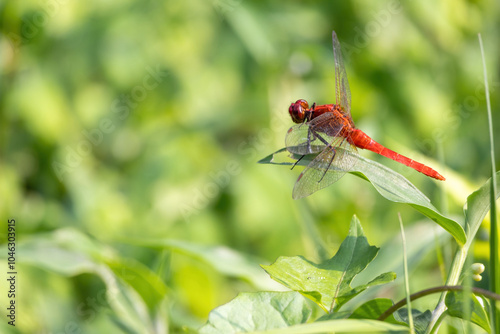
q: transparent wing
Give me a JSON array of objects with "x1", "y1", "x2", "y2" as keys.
[
  {"x1": 332, "y1": 31, "x2": 352, "y2": 121},
  {"x1": 292, "y1": 139, "x2": 358, "y2": 199},
  {"x1": 286, "y1": 112, "x2": 347, "y2": 155},
  {"x1": 286, "y1": 124, "x2": 326, "y2": 155}
]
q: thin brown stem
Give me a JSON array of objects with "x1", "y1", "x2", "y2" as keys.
[{"x1": 377, "y1": 285, "x2": 500, "y2": 321}]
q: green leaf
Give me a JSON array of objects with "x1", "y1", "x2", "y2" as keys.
[
  {"x1": 445, "y1": 291, "x2": 491, "y2": 332},
  {"x1": 394, "y1": 309, "x2": 432, "y2": 334},
  {"x1": 106, "y1": 257, "x2": 169, "y2": 311},
  {"x1": 199, "y1": 291, "x2": 311, "y2": 333},
  {"x1": 259, "y1": 148, "x2": 466, "y2": 246},
  {"x1": 349, "y1": 298, "x2": 397, "y2": 322},
  {"x1": 464, "y1": 170, "x2": 500, "y2": 245},
  {"x1": 261, "y1": 216, "x2": 396, "y2": 312}
]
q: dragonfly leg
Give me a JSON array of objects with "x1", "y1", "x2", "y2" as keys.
[
  {"x1": 291, "y1": 155, "x2": 305, "y2": 170},
  {"x1": 311, "y1": 129, "x2": 331, "y2": 146},
  {"x1": 305, "y1": 127, "x2": 331, "y2": 154},
  {"x1": 315, "y1": 131, "x2": 341, "y2": 183},
  {"x1": 319, "y1": 146, "x2": 336, "y2": 183}
]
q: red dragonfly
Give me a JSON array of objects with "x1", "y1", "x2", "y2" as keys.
[{"x1": 286, "y1": 31, "x2": 445, "y2": 199}]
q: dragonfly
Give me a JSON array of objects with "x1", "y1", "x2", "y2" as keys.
[{"x1": 286, "y1": 31, "x2": 445, "y2": 199}]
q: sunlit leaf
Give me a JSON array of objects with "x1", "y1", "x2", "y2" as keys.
[
  {"x1": 464, "y1": 171, "x2": 500, "y2": 244},
  {"x1": 259, "y1": 148, "x2": 466, "y2": 245},
  {"x1": 199, "y1": 291, "x2": 311, "y2": 333},
  {"x1": 445, "y1": 291, "x2": 491, "y2": 332},
  {"x1": 261, "y1": 216, "x2": 396, "y2": 312}
]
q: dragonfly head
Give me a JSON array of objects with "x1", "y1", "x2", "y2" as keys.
[{"x1": 289, "y1": 99, "x2": 310, "y2": 123}]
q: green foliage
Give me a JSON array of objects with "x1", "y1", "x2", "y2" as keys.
[
  {"x1": 465, "y1": 172, "x2": 500, "y2": 245},
  {"x1": 445, "y1": 291, "x2": 491, "y2": 332},
  {"x1": 200, "y1": 218, "x2": 406, "y2": 333},
  {"x1": 393, "y1": 309, "x2": 432, "y2": 334},
  {"x1": 257, "y1": 151, "x2": 500, "y2": 332},
  {"x1": 199, "y1": 292, "x2": 312, "y2": 333},
  {"x1": 349, "y1": 298, "x2": 395, "y2": 320},
  {"x1": 1, "y1": 0, "x2": 499, "y2": 333},
  {"x1": 12, "y1": 228, "x2": 169, "y2": 333},
  {"x1": 262, "y1": 216, "x2": 396, "y2": 312},
  {"x1": 259, "y1": 148, "x2": 466, "y2": 245},
  {"x1": 123, "y1": 238, "x2": 272, "y2": 289}
]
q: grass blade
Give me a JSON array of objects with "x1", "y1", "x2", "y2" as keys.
[{"x1": 478, "y1": 32, "x2": 499, "y2": 332}]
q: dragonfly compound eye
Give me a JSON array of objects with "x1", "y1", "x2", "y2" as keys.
[
  {"x1": 289, "y1": 99, "x2": 309, "y2": 123},
  {"x1": 298, "y1": 99, "x2": 309, "y2": 110}
]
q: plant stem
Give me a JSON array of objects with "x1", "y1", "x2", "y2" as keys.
[
  {"x1": 378, "y1": 285, "x2": 500, "y2": 321},
  {"x1": 424, "y1": 246, "x2": 467, "y2": 332},
  {"x1": 399, "y1": 214, "x2": 414, "y2": 333},
  {"x1": 428, "y1": 312, "x2": 447, "y2": 334}
]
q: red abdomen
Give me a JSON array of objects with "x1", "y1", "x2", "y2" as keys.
[{"x1": 349, "y1": 129, "x2": 445, "y2": 180}]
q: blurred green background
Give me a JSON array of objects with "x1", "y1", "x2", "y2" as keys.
[{"x1": 0, "y1": 0, "x2": 499, "y2": 333}]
